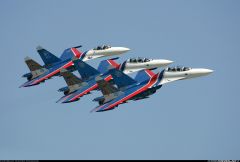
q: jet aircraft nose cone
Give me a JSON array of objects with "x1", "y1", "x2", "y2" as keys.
[
  {"x1": 203, "y1": 69, "x2": 214, "y2": 74},
  {"x1": 120, "y1": 47, "x2": 130, "y2": 52},
  {"x1": 162, "y1": 59, "x2": 174, "y2": 65},
  {"x1": 109, "y1": 47, "x2": 130, "y2": 55},
  {"x1": 188, "y1": 68, "x2": 214, "y2": 78},
  {"x1": 197, "y1": 68, "x2": 214, "y2": 75},
  {"x1": 155, "y1": 59, "x2": 174, "y2": 66}
]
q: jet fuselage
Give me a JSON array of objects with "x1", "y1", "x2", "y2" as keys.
[
  {"x1": 92, "y1": 67, "x2": 213, "y2": 112},
  {"x1": 82, "y1": 47, "x2": 130, "y2": 61},
  {"x1": 20, "y1": 45, "x2": 130, "y2": 87}
]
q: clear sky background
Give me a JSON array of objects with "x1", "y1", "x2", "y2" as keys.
[{"x1": 0, "y1": 0, "x2": 239, "y2": 160}]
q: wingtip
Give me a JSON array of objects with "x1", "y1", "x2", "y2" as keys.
[
  {"x1": 90, "y1": 108, "x2": 96, "y2": 113},
  {"x1": 56, "y1": 96, "x2": 65, "y2": 103},
  {"x1": 73, "y1": 45, "x2": 82, "y2": 49},
  {"x1": 19, "y1": 85, "x2": 23, "y2": 88},
  {"x1": 24, "y1": 56, "x2": 31, "y2": 61},
  {"x1": 36, "y1": 45, "x2": 43, "y2": 51},
  {"x1": 19, "y1": 82, "x2": 27, "y2": 88}
]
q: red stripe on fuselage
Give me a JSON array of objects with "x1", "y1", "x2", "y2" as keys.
[
  {"x1": 32, "y1": 61, "x2": 74, "y2": 85},
  {"x1": 101, "y1": 73, "x2": 158, "y2": 111},
  {"x1": 32, "y1": 50, "x2": 83, "y2": 85}
]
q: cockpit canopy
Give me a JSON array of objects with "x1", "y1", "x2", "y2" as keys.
[
  {"x1": 93, "y1": 45, "x2": 111, "y2": 50},
  {"x1": 128, "y1": 57, "x2": 151, "y2": 63},
  {"x1": 166, "y1": 66, "x2": 191, "y2": 72}
]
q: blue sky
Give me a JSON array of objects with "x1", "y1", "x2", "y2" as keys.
[{"x1": 0, "y1": 0, "x2": 240, "y2": 160}]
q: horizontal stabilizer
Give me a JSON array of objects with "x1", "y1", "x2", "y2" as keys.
[
  {"x1": 25, "y1": 56, "x2": 43, "y2": 71},
  {"x1": 95, "y1": 76, "x2": 122, "y2": 104},
  {"x1": 60, "y1": 68, "x2": 83, "y2": 87},
  {"x1": 24, "y1": 56, "x2": 47, "y2": 79},
  {"x1": 95, "y1": 76, "x2": 119, "y2": 96}
]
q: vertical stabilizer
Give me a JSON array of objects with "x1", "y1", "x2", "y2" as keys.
[
  {"x1": 107, "y1": 68, "x2": 137, "y2": 89},
  {"x1": 36, "y1": 46, "x2": 61, "y2": 66},
  {"x1": 72, "y1": 57, "x2": 100, "y2": 80},
  {"x1": 134, "y1": 69, "x2": 155, "y2": 83},
  {"x1": 97, "y1": 58, "x2": 120, "y2": 74}
]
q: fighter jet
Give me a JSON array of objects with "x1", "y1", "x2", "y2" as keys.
[
  {"x1": 56, "y1": 58, "x2": 112, "y2": 103},
  {"x1": 91, "y1": 66, "x2": 213, "y2": 112},
  {"x1": 57, "y1": 57, "x2": 173, "y2": 103},
  {"x1": 97, "y1": 57, "x2": 173, "y2": 74},
  {"x1": 20, "y1": 45, "x2": 130, "y2": 87}
]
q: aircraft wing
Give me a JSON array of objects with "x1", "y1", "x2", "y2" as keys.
[
  {"x1": 20, "y1": 60, "x2": 73, "y2": 87},
  {"x1": 95, "y1": 76, "x2": 119, "y2": 96},
  {"x1": 57, "y1": 75, "x2": 112, "y2": 103},
  {"x1": 91, "y1": 73, "x2": 159, "y2": 112},
  {"x1": 60, "y1": 69, "x2": 83, "y2": 86},
  {"x1": 57, "y1": 81, "x2": 96, "y2": 103}
]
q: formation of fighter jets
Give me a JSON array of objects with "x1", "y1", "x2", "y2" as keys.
[{"x1": 20, "y1": 45, "x2": 213, "y2": 112}]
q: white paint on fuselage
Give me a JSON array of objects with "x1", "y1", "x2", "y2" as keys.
[
  {"x1": 123, "y1": 59, "x2": 173, "y2": 74},
  {"x1": 83, "y1": 47, "x2": 130, "y2": 61},
  {"x1": 160, "y1": 68, "x2": 213, "y2": 85}
]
